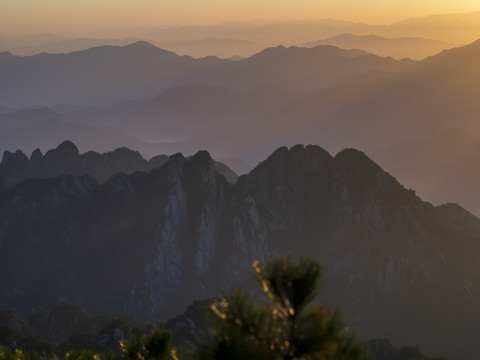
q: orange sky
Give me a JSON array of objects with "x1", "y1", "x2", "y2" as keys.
[{"x1": 1, "y1": 0, "x2": 480, "y2": 36}]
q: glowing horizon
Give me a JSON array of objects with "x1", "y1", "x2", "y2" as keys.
[{"x1": 1, "y1": 0, "x2": 480, "y2": 37}]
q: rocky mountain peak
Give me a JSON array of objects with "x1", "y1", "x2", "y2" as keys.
[
  {"x1": 1, "y1": 149, "x2": 28, "y2": 165},
  {"x1": 188, "y1": 150, "x2": 214, "y2": 167},
  {"x1": 0, "y1": 150, "x2": 29, "y2": 186},
  {"x1": 248, "y1": 145, "x2": 332, "y2": 182},
  {"x1": 332, "y1": 148, "x2": 404, "y2": 194},
  {"x1": 30, "y1": 148, "x2": 43, "y2": 162},
  {"x1": 45, "y1": 140, "x2": 80, "y2": 161}
]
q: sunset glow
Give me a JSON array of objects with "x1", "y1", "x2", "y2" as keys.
[{"x1": 1, "y1": 0, "x2": 480, "y2": 36}]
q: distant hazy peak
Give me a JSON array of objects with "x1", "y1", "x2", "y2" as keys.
[
  {"x1": 329, "y1": 33, "x2": 385, "y2": 41},
  {"x1": 124, "y1": 40, "x2": 156, "y2": 49}
]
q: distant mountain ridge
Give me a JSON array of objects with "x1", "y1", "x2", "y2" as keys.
[
  {"x1": 1, "y1": 144, "x2": 479, "y2": 360},
  {"x1": 154, "y1": 37, "x2": 265, "y2": 58},
  {"x1": 303, "y1": 33, "x2": 454, "y2": 59},
  {"x1": 2, "y1": 37, "x2": 142, "y2": 56},
  {"x1": 0, "y1": 140, "x2": 238, "y2": 186},
  {"x1": 0, "y1": 41, "x2": 412, "y2": 107},
  {"x1": 371, "y1": 129, "x2": 480, "y2": 216},
  {"x1": 0, "y1": 41, "x2": 221, "y2": 107},
  {"x1": 2, "y1": 11, "x2": 478, "y2": 56},
  {"x1": 2, "y1": 39, "x2": 480, "y2": 217}
]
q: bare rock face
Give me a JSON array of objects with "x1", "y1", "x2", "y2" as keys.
[{"x1": 1, "y1": 144, "x2": 479, "y2": 359}]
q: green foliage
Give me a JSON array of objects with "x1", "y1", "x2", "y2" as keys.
[
  {"x1": 201, "y1": 256, "x2": 367, "y2": 360},
  {"x1": 65, "y1": 350, "x2": 117, "y2": 360},
  {"x1": 0, "y1": 347, "x2": 16, "y2": 360},
  {"x1": 65, "y1": 350, "x2": 97, "y2": 360},
  {"x1": 0, "y1": 347, "x2": 40, "y2": 360},
  {"x1": 120, "y1": 327, "x2": 177, "y2": 360},
  {"x1": 0, "y1": 326, "x2": 54, "y2": 357}
]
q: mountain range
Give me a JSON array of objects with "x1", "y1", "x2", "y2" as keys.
[
  {"x1": 371, "y1": 129, "x2": 480, "y2": 219},
  {"x1": 3, "y1": 39, "x2": 479, "y2": 151},
  {"x1": 1, "y1": 144, "x2": 479, "y2": 360},
  {"x1": 2, "y1": 38, "x2": 480, "y2": 215},
  {"x1": 0, "y1": 140, "x2": 238, "y2": 187},
  {"x1": 154, "y1": 37, "x2": 266, "y2": 59},
  {"x1": 0, "y1": 41, "x2": 411, "y2": 107},
  {"x1": 3, "y1": 10, "x2": 480, "y2": 360},
  {"x1": 303, "y1": 33, "x2": 454, "y2": 60},
  {"x1": 4, "y1": 11, "x2": 477, "y2": 56}
]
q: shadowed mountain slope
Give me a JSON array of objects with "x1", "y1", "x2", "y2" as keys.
[
  {"x1": 0, "y1": 145, "x2": 479, "y2": 360},
  {"x1": 315, "y1": 39, "x2": 480, "y2": 151}
]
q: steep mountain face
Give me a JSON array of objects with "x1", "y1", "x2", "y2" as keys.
[
  {"x1": 224, "y1": 146, "x2": 480, "y2": 360},
  {"x1": 1, "y1": 145, "x2": 479, "y2": 359},
  {"x1": 0, "y1": 150, "x2": 231, "y2": 320},
  {"x1": 0, "y1": 140, "x2": 237, "y2": 187}
]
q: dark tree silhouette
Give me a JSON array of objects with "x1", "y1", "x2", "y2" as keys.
[
  {"x1": 200, "y1": 256, "x2": 367, "y2": 360},
  {"x1": 120, "y1": 327, "x2": 177, "y2": 360}
]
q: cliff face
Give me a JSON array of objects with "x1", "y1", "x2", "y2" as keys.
[
  {"x1": 1, "y1": 145, "x2": 479, "y2": 359},
  {"x1": 0, "y1": 150, "x2": 231, "y2": 320}
]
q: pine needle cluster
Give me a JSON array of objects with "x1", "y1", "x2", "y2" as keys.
[{"x1": 201, "y1": 256, "x2": 367, "y2": 360}]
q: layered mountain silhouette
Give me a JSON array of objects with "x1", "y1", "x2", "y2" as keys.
[
  {"x1": 0, "y1": 107, "x2": 164, "y2": 158},
  {"x1": 137, "y1": 12, "x2": 480, "y2": 48},
  {"x1": 303, "y1": 33, "x2": 453, "y2": 60},
  {"x1": 0, "y1": 41, "x2": 221, "y2": 106},
  {"x1": 2, "y1": 39, "x2": 480, "y2": 215},
  {"x1": 3, "y1": 12, "x2": 478, "y2": 56},
  {"x1": 4, "y1": 39, "x2": 478, "y2": 154},
  {"x1": 2, "y1": 37, "x2": 141, "y2": 57},
  {"x1": 316, "y1": 39, "x2": 480, "y2": 151},
  {"x1": 1, "y1": 144, "x2": 479, "y2": 360},
  {"x1": 0, "y1": 140, "x2": 238, "y2": 187},
  {"x1": 0, "y1": 41, "x2": 412, "y2": 107},
  {"x1": 155, "y1": 37, "x2": 265, "y2": 59},
  {"x1": 371, "y1": 129, "x2": 480, "y2": 216}
]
